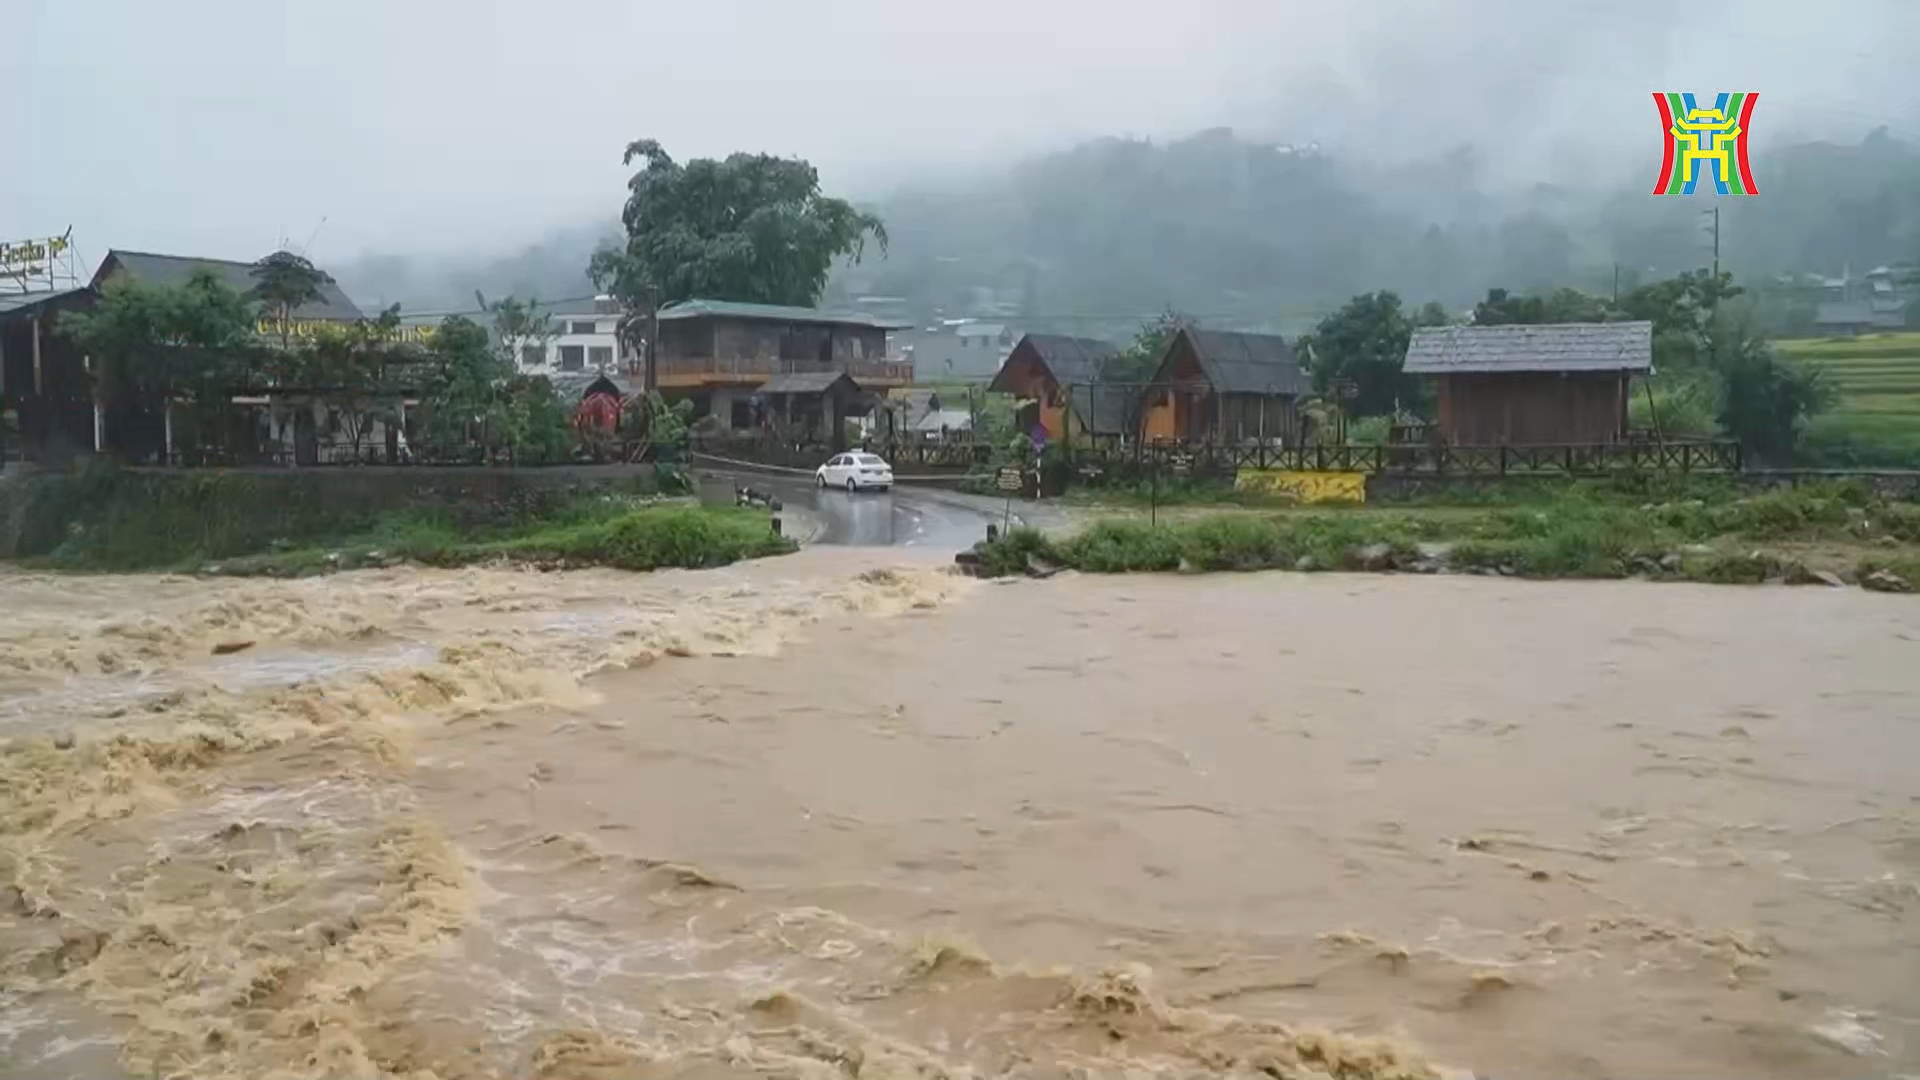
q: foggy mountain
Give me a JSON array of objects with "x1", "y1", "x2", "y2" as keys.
[{"x1": 335, "y1": 126, "x2": 1920, "y2": 340}]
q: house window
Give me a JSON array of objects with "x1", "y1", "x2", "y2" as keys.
[
  {"x1": 570, "y1": 320, "x2": 598, "y2": 335},
  {"x1": 559, "y1": 345, "x2": 585, "y2": 371},
  {"x1": 520, "y1": 344, "x2": 546, "y2": 367},
  {"x1": 588, "y1": 345, "x2": 613, "y2": 370}
]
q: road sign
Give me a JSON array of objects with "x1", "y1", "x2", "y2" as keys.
[
  {"x1": 1169, "y1": 453, "x2": 1194, "y2": 476},
  {"x1": 996, "y1": 466, "x2": 1025, "y2": 493}
]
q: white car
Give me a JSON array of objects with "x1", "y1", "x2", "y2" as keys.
[{"x1": 817, "y1": 451, "x2": 894, "y2": 492}]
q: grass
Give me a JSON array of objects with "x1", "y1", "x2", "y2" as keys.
[
  {"x1": 979, "y1": 482, "x2": 1920, "y2": 586},
  {"x1": 205, "y1": 503, "x2": 795, "y2": 576}
]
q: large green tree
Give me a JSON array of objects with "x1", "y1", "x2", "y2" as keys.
[
  {"x1": 287, "y1": 306, "x2": 415, "y2": 461},
  {"x1": 588, "y1": 139, "x2": 888, "y2": 316},
  {"x1": 62, "y1": 270, "x2": 259, "y2": 402},
  {"x1": 250, "y1": 250, "x2": 336, "y2": 346},
  {"x1": 1299, "y1": 291, "x2": 1445, "y2": 418}
]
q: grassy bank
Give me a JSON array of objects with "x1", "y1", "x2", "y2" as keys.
[
  {"x1": 979, "y1": 482, "x2": 1920, "y2": 589},
  {"x1": 0, "y1": 464, "x2": 788, "y2": 574},
  {"x1": 209, "y1": 502, "x2": 795, "y2": 576}
]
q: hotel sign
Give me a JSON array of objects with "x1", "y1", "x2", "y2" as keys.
[
  {"x1": 0, "y1": 234, "x2": 70, "y2": 271},
  {"x1": 256, "y1": 318, "x2": 438, "y2": 344}
]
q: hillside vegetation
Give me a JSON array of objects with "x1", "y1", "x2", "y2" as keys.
[{"x1": 1778, "y1": 332, "x2": 1920, "y2": 466}]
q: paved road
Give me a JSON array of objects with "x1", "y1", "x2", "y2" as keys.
[{"x1": 695, "y1": 469, "x2": 1069, "y2": 548}]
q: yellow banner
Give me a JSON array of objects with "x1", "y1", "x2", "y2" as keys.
[{"x1": 1234, "y1": 469, "x2": 1367, "y2": 504}]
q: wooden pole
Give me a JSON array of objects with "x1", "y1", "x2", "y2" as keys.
[{"x1": 31, "y1": 315, "x2": 43, "y2": 395}]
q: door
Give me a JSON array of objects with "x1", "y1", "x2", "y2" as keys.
[{"x1": 822, "y1": 454, "x2": 850, "y2": 484}]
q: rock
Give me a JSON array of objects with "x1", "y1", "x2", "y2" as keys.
[
  {"x1": 1409, "y1": 559, "x2": 1442, "y2": 575},
  {"x1": 1681, "y1": 543, "x2": 1713, "y2": 556},
  {"x1": 51, "y1": 730, "x2": 76, "y2": 751},
  {"x1": 953, "y1": 549, "x2": 981, "y2": 567},
  {"x1": 1657, "y1": 552, "x2": 1682, "y2": 573},
  {"x1": 210, "y1": 640, "x2": 256, "y2": 656},
  {"x1": 1024, "y1": 554, "x2": 1062, "y2": 579},
  {"x1": 1293, "y1": 554, "x2": 1318, "y2": 572},
  {"x1": 1496, "y1": 564, "x2": 1517, "y2": 577},
  {"x1": 1352, "y1": 542, "x2": 1397, "y2": 572},
  {"x1": 1875, "y1": 535, "x2": 1900, "y2": 548},
  {"x1": 1814, "y1": 569, "x2": 1846, "y2": 588},
  {"x1": 1862, "y1": 569, "x2": 1912, "y2": 594}
]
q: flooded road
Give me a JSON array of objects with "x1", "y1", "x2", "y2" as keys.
[
  {"x1": 2, "y1": 555, "x2": 1917, "y2": 1079},
  {"x1": 694, "y1": 468, "x2": 1061, "y2": 547}
]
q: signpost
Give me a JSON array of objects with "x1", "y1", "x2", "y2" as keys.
[{"x1": 995, "y1": 465, "x2": 1024, "y2": 537}]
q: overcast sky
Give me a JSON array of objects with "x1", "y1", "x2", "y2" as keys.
[{"x1": 8, "y1": 0, "x2": 1917, "y2": 270}]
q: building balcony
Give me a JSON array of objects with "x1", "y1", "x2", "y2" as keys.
[{"x1": 654, "y1": 356, "x2": 913, "y2": 389}]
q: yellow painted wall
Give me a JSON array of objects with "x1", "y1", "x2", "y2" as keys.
[{"x1": 1234, "y1": 469, "x2": 1367, "y2": 504}]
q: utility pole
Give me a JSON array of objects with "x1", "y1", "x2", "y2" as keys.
[
  {"x1": 643, "y1": 283, "x2": 659, "y2": 398},
  {"x1": 1700, "y1": 206, "x2": 1720, "y2": 278},
  {"x1": 1612, "y1": 262, "x2": 1620, "y2": 303}
]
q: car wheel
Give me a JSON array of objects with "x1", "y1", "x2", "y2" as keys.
[
  {"x1": 845, "y1": 477, "x2": 858, "y2": 493},
  {"x1": 817, "y1": 473, "x2": 828, "y2": 488}
]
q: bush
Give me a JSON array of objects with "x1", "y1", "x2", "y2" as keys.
[{"x1": 495, "y1": 506, "x2": 792, "y2": 570}]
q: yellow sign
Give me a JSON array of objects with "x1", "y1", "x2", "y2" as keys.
[
  {"x1": 256, "y1": 318, "x2": 437, "y2": 344},
  {"x1": 0, "y1": 234, "x2": 70, "y2": 269},
  {"x1": 1234, "y1": 469, "x2": 1367, "y2": 504}
]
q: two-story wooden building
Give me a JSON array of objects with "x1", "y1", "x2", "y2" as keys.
[{"x1": 652, "y1": 299, "x2": 912, "y2": 432}]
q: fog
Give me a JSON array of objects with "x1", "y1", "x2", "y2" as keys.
[{"x1": 8, "y1": 0, "x2": 1918, "y2": 318}]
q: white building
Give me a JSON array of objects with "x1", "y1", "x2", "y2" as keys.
[{"x1": 513, "y1": 296, "x2": 633, "y2": 375}]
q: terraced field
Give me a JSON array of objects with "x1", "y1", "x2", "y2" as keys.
[{"x1": 1777, "y1": 331, "x2": 1920, "y2": 465}]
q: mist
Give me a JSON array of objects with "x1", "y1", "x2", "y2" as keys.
[{"x1": 9, "y1": 0, "x2": 1918, "y2": 321}]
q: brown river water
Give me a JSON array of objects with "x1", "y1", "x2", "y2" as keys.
[{"x1": 2, "y1": 554, "x2": 1917, "y2": 1079}]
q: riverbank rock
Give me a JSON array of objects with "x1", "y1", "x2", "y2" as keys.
[
  {"x1": 1348, "y1": 542, "x2": 1398, "y2": 572},
  {"x1": 1862, "y1": 569, "x2": 1912, "y2": 593}
]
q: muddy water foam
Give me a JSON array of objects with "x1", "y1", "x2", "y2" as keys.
[{"x1": 3, "y1": 559, "x2": 1916, "y2": 1079}]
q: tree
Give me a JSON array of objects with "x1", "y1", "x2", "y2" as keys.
[
  {"x1": 62, "y1": 270, "x2": 260, "y2": 435},
  {"x1": 588, "y1": 139, "x2": 889, "y2": 367},
  {"x1": 1298, "y1": 291, "x2": 1430, "y2": 419},
  {"x1": 1471, "y1": 286, "x2": 1612, "y2": 326},
  {"x1": 417, "y1": 315, "x2": 508, "y2": 458},
  {"x1": 1708, "y1": 309, "x2": 1829, "y2": 464},
  {"x1": 478, "y1": 292, "x2": 552, "y2": 371},
  {"x1": 250, "y1": 250, "x2": 335, "y2": 347},
  {"x1": 289, "y1": 306, "x2": 414, "y2": 462},
  {"x1": 1103, "y1": 310, "x2": 1185, "y2": 384}
]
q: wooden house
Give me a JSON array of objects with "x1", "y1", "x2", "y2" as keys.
[
  {"x1": 652, "y1": 299, "x2": 910, "y2": 430},
  {"x1": 989, "y1": 334, "x2": 1132, "y2": 443},
  {"x1": 1402, "y1": 321, "x2": 1652, "y2": 445},
  {"x1": 1142, "y1": 328, "x2": 1304, "y2": 444}
]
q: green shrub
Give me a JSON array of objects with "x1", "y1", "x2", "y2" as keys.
[{"x1": 1058, "y1": 520, "x2": 1184, "y2": 572}]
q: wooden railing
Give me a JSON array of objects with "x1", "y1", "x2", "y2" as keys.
[
  {"x1": 1062, "y1": 440, "x2": 1743, "y2": 476},
  {"x1": 653, "y1": 357, "x2": 914, "y2": 384}
]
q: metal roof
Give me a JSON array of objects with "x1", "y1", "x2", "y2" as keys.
[
  {"x1": 95, "y1": 250, "x2": 363, "y2": 322},
  {"x1": 1178, "y1": 328, "x2": 1305, "y2": 395},
  {"x1": 758, "y1": 371, "x2": 859, "y2": 394},
  {"x1": 0, "y1": 287, "x2": 94, "y2": 317},
  {"x1": 1001, "y1": 333, "x2": 1120, "y2": 386},
  {"x1": 1404, "y1": 321, "x2": 1653, "y2": 374},
  {"x1": 657, "y1": 298, "x2": 909, "y2": 330}
]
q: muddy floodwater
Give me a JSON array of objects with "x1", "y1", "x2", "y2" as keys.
[{"x1": 2, "y1": 555, "x2": 1917, "y2": 1080}]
